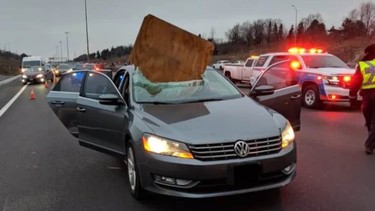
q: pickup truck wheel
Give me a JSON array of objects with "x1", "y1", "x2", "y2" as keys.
[
  {"x1": 303, "y1": 85, "x2": 322, "y2": 109},
  {"x1": 126, "y1": 144, "x2": 146, "y2": 200},
  {"x1": 224, "y1": 72, "x2": 236, "y2": 83}
]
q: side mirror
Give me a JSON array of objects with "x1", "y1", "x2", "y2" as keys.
[
  {"x1": 98, "y1": 94, "x2": 124, "y2": 106},
  {"x1": 250, "y1": 85, "x2": 275, "y2": 97}
]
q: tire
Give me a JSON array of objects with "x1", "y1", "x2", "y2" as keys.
[
  {"x1": 302, "y1": 85, "x2": 322, "y2": 109},
  {"x1": 126, "y1": 144, "x2": 145, "y2": 200},
  {"x1": 224, "y1": 72, "x2": 236, "y2": 84}
]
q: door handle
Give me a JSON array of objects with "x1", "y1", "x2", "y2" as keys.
[
  {"x1": 76, "y1": 107, "x2": 86, "y2": 112},
  {"x1": 51, "y1": 100, "x2": 65, "y2": 105},
  {"x1": 290, "y1": 95, "x2": 301, "y2": 100}
]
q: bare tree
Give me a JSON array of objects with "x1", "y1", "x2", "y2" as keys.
[
  {"x1": 225, "y1": 24, "x2": 242, "y2": 43},
  {"x1": 300, "y1": 13, "x2": 324, "y2": 30},
  {"x1": 209, "y1": 27, "x2": 216, "y2": 41},
  {"x1": 240, "y1": 21, "x2": 254, "y2": 45},
  {"x1": 359, "y1": 2, "x2": 375, "y2": 36},
  {"x1": 348, "y1": 9, "x2": 359, "y2": 21}
]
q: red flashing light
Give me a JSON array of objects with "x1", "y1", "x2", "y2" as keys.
[
  {"x1": 328, "y1": 94, "x2": 337, "y2": 100},
  {"x1": 317, "y1": 76, "x2": 322, "y2": 80},
  {"x1": 288, "y1": 47, "x2": 324, "y2": 54},
  {"x1": 290, "y1": 61, "x2": 301, "y2": 70},
  {"x1": 288, "y1": 48, "x2": 299, "y2": 54},
  {"x1": 95, "y1": 68, "x2": 100, "y2": 71}
]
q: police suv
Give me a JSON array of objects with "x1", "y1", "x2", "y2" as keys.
[{"x1": 251, "y1": 48, "x2": 358, "y2": 109}]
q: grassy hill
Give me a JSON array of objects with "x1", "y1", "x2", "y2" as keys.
[{"x1": 0, "y1": 55, "x2": 21, "y2": 76}]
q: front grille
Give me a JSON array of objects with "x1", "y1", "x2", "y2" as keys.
[{"x1": 189, "y1": 136, "x2": 282, "y2": 161}]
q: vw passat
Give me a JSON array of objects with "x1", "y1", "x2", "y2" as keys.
[{"x1": 47, "y1": 60, "x2": 301, "y2": 199}]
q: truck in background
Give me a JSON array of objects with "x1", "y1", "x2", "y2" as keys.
[
  {"x1": 21, "y1": 56, "x2": 50, "y2": 73},
  {"x1": 222, "y1": 56, "x2": 258, "y2": 84}
]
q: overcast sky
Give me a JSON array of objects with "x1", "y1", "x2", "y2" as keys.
[{"x1": 0, "y1": 0, "x2": 365, "y2": 58}]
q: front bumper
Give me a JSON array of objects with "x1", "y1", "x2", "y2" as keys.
[
  {"x1": 138, "y1": 143, "x2": 296, "y2": 198},
  {"x1": 320, "y1": 84, "x2": 361, "y2": 102},
  {"x1": 22, "y1": 77, "x2": 45, "y2": 84}
]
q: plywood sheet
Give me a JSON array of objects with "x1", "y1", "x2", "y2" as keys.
[{"x1": 129, "y1": 14, "x2": 214, "y2": 82}]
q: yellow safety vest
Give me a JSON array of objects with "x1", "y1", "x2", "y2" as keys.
[{"x1": 359, "y1": 60, "x2": 375, "y2": 89}]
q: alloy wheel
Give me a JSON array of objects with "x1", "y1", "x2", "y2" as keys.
[{"x1": 127, "y1": 147, "x2": 136, "y2": 191}]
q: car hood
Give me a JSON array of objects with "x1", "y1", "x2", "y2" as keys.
[
  {"x1": 305, "y1": 67, "x2": 355, "y2": 75},
  {"x1": 25, "y1": 71, "x2": 43, "y2": 77},
  {"x1": 135, "y1": 97, "x2": 281, "y2": 145}
]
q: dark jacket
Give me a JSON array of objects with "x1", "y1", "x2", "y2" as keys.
[{"x1": 350, "y1": 53, "x2": 375, "y2": 99}]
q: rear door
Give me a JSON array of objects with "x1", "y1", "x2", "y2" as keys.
[
  {"x1": 76, "y1": 71, "x2": 128, "y2": 155},
  {"x1": 46, "y1": 71, "x2": 86, "y2": 137},
  {"x1": 251, "y1": 61, "x2": 301, "y2": 131}
]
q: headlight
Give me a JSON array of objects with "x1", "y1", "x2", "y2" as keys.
[
  {"x1": 281, "y1": 121, "x2": 295, "y2": 149},
  {"x1": 55, "y1": 70, "x2": 59, "y2": 74},
  {"x1": 22, "y1": 75, "x2": 27, "y2": 78},
  {"x1": 36, "y1": 74, "x2": 43, "y2": 78},
  {"x1": 142, "y1": 134, "x2": 193, "y2": 159},
  {"x1": 21, "y1": 68, "x2": 27, "y2": 73}
]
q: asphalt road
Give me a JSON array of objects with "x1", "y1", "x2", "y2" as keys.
[{"x1": 0, "y1": 81, "x2": 374, "y2": 211}]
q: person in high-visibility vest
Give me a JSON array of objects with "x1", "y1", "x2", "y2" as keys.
[{"x1": 350, "y1": 44, "x2": 375, "y2": 154}]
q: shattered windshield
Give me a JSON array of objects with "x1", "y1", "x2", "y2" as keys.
[{"x1": 132, "y1": 69, "x2": 243, "y2": 104}]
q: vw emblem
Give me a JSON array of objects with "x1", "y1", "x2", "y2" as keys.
[{"x1": 234, "y1": 141, "x2": 250, "y2": 158}]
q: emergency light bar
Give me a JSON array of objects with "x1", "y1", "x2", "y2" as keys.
[{"x1": 288, "y1": 47, "x2": 324, "y2": 54}]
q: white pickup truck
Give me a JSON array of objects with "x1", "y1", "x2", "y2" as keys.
[{"x1": 223, "y1": 57, "x2": 258, "y2": 84}]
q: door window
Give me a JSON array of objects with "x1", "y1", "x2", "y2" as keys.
[
  {"x1": 269, "y1": 55, "x2": 299, "y2": 66},
  {"x1": 255, "y1": 62, "x2": 298, "y2": 90},
  {"x1": 53, "y1": 72, "x2": 85, "y2": 92},
  {"x1": 255, "y1": 56, "x2": 269, "y2": 67},
  {"x1": 83, "y1": 72, "x2": 119, "y2": 100},
  {"x1": 245, "y1": 59, "x2": 254, "y2": 67}
]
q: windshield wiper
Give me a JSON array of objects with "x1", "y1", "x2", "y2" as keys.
[
  {"x1": 138, "y1": 101, "x2": 179, "y2": 105},
  {"x1": 180, "y1": 98, "x2": 224, "y2": 104}
]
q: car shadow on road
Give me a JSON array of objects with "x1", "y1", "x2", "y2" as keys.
[
  {"x1": 139, "y1": 188, "x2": 282, "y2": 211},
  {"x1": 317, "y1": 102, "x2": 360, "y2": 112}
]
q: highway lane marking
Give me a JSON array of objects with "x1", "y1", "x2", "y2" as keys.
[
  {"x1": 0, "y1": 75, "x2": 20, "y2": 87},
  {"x1": 107, "y1": 166, "x2": 122, "y2": 170},
  {"x1": 0, "y1": 85, "x2": 28, "y2": 118}
]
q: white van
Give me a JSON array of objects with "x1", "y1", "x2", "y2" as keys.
[{"x1": 21, "y1": 56, "x2": 48, "y2": 73}]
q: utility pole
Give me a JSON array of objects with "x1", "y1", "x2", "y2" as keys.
[
  {"x1": 59, "y1": 41, "x2": 63, "y2": 62},
  {"x1": 65, "y1": 32, "x2": 70, "y2": 61},
  {"x1": 85, "y1": 0, "x2": 90, "y2": 62}
]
